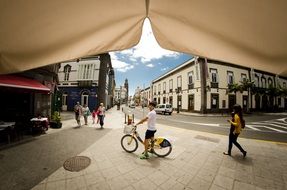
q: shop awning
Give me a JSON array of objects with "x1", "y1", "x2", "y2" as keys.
[
  {"x1": 0, "y1": 75, "x2": 50, "y2": 92},
  {"x1": 0, "y1": 0, "x2": 287, "y2": 76}
]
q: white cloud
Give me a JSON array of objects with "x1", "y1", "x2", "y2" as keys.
[
  {"x1": 146, "y1": 63, "x2": 154, "y2": 68},
  {"x1": 161, "y1": 67, "x2": 169, "y2": 71},
  {"x1": 114, "y1": 19, "x2": 179, "y2": 64},
  {"x1": 110, "y1": 52, "x2": 134, "y2": 72}
]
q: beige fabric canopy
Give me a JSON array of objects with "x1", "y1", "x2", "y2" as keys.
[{"x1": 1, "y1": 0, "x2": 287, "y2": 76}]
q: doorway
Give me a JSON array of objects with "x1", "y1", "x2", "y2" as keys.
[
  {"x1": 242, "y1": 95, "x2": 248, "y2": 112},
  {"x1": 81, "y1": 91, "x2": 89, "y2": 106},
  {"x1": 228, "y1": 94, "x2": 236, "y2": 111},
  {"x1": 62, "y1": 92, "x2": 68, "y2": 111},
  {"x1": 177, "y1": 95, "x2": 182, "y2": 111},
  {"x1": 188, "y1": 94, "x2": 194, "y2": 111},
  {"x1": 211, "y1": 94, "x2": 219, "y2": 110},
  {"x1": 255, "y1": 94, "x2": 260, "y2": 110}
]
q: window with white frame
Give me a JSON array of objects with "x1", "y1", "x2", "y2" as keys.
[
  {"x1": 158, "y1": 84, "x2": 161, "y2": 94},
  {"x1": 241, "y1": 73, "x2": 247, "y2": 82},
  {"x1": 261, "y1": 77, "x2": 266, "y2": 88},
  {"x1": 188, "y1": 71, "x2": 193, "y2": 84},
  {"x1": 255, "y1": 75, "x2": 259, "y2": 87},
  {"x1": 268, "y1": 78, "x2": 273, "y2": 87},
  {"x1": 64, "y1": 64, "x2": 71, "y2": 81},
  {"x1": 154, "y1": 85, "x2": 157, "y2": 95},
  {"x1": 169, "y1": 79, "x2": 173, "y2": 92},
  {"x1": 227, "y1": 71, "x2": 234, "y2": 85},
  {"x1": 283, "y1": 82, "x2": 286, "y2": 88},
  {"x1": 210, "y1": 69, "x2": 218, "y2": 83},
  {"x1": 177, "y1": 76, "x2": 182, "y2": 88},
  {"x1": 163, "y1": 82, "x2": 166, "y2": 93}
]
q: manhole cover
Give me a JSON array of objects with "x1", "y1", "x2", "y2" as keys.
[
  {"x1": 195, "y1": 135, "x2": 220, "y2": 143},
  {"x1": 63, "y1": 156, "x2": 91, "y2": 172}
]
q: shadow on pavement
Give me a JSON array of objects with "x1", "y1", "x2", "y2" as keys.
[{"x1": 0, "y1": 126, "x2": 111, "y2": 190}]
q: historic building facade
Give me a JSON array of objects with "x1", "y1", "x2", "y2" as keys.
[
  {"x1": 58, "y1": 53, "x2": 115, "y2": 111},
  {"x1": 151, "y1": 57, "x2": 287, "y2": 113},
  {"x1": 114, "y1": 86, "x2": 128, "y2": 105}
]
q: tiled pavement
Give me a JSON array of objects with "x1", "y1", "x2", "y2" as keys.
[{"x1": 2, "y1": 107, "x2": 287, "y2": 190}]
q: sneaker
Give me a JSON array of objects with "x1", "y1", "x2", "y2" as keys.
[
  {"x1": 139, "y1": 153, "x2": 149, "y2": 159},
  {"x1": 223, "y1": 152, "x2": 231, "y2": 156},
  {"x1": 243, "y1": 151, "x2": 247, "y2": 158}
]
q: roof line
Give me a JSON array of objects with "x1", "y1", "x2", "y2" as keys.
[{"x1": 152, "y1": 57, "x2": 195, "y2": 83}]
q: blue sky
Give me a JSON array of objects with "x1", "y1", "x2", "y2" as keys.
[{"x1": 111, "y1": 20, "x2": 193, "y2": 95}]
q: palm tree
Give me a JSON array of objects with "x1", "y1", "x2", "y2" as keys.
[
  {"x1": 227, "y1": 79, "x2": 254, "y2": 112},
  {"x1": 226, "y1": 83, "x2": 243, "y2": 94},
  {"x1": 240, "y1": 79, "x2": 255, "y2": 112}
]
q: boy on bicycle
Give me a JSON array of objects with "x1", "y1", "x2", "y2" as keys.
[{"x1": 135, "y1": 101, "x2": 157, "y2": 159}]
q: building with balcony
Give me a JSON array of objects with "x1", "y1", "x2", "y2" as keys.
[
  {"x1": 58, "y1": 53, "x2": 114, "y2": 111},
  {"x1": 151, "y1": 57, "x2": 287, "y2": 113}
]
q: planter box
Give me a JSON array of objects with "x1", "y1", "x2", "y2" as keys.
[{"x1": 50, "y1": 121, "x2": 62, "y2": 129}]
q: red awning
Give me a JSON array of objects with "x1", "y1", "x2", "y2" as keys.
[{"x1": 0, "y1": 75, "x2": 50, "y2": 92}]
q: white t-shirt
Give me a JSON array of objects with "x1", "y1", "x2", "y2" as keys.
[{"x1": 147, "y1": 110, "x2": 156, "y2": 131}]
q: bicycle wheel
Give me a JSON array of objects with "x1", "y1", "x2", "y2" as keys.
[
  {"x1": 152, "y1": 138, "x2": 172, "y2": 157},
  {"x1": 121, "y1": 134, "x2": 138, "y2": 153}
]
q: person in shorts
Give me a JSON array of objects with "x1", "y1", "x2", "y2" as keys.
[{"x1": 135, "y1": 101, "x2": 157, "y2": 159}]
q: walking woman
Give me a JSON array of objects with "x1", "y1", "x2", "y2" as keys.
[
  {"x1": 224, "y1": 104, "x2": 247, "y2": 157},
  {"x1": 97, "y1": 103, "x2": 105, "y2": 129},
  {"x1": 82, "y1": 104, "x2": 91, "y2": 125}
]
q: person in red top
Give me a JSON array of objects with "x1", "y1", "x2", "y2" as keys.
[
  {"x1": 224, "y1": 104, "x2": 247, "y2": 157},
  {"x1": 92, "y1": 108, "x2": 99, "y2": 124}
]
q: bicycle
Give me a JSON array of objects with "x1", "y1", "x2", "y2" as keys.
[{"x1": 120, "y1": 124, "x2": 172, "y2": 157}]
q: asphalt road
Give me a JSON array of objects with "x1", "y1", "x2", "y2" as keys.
[{"x1": 125, "y1": 107, "x2": 287, "y2": 143}]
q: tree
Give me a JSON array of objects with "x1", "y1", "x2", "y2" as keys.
[
  {"x1": 227, "y1": 79, "x2": 254, "y2": 112},
  {"x1": 240, "y1": 79, "x2": 255, "y2": 112}
]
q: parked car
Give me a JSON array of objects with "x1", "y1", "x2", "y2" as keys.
[
  {"x1": 154, "y1": 104, "x2": 173, "y2": 115},
  {"x1": 129, "y1": 103, "x2": 136, "y2": 108}
]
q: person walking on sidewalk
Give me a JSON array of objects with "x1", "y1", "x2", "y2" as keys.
[
  {"x1": 224, "y1": 104, "x2": 247, "y2": 157},
  {"x1": 97, "y1": 103, "x2": 105, "y2": 129},
  {"x1": 82, "y1": 104, "x2": 91, "y2": 125},
  {"x1": 74, "y1": 102, "x2": 82, "y2": 127},
  {"x1": 135, "y1": 101, "x2": 157, "y2": 159},
  {"x1": 92, "y1": 108, "x2": 99, "y2": 124}
]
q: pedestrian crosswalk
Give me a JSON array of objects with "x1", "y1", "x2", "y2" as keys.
[{"x1": 245, "y1": 118, "x2": 287, "y2": 133}]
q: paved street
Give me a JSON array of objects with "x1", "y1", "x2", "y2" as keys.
[
  {"x1": 1, "y1": 107, "x2": 287, "y2": 190},
  {"x1": 127, "y1": 107, "x2": 287, "y2": 143}
]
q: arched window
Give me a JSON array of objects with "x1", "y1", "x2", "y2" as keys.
[
  {"x1": 81, "y1": 91, "x2": 89, "y2": 106},
  {"x1": 268, "y1": 78, "x2": 273, "y2": 87},
  {"x1": 261, "y1": 77, "x2": 266, "y2": 88}
]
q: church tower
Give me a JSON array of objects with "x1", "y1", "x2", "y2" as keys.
[{"x1": 124, "y1": 78, "x2": 129, "y2": 103}]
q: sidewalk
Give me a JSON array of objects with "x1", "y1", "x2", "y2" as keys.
[{"x1": 28, "y1": 106, "x2": 287, "y2": 190}]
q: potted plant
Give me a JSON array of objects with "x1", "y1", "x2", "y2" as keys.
[{"x1": 50, "y1": 111, "x2": 62, "y2": 128}]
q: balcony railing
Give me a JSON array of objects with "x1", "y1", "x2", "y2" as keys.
[
  {"x1": 188, "y1": 83, "x2": 194, "y2": 89},
  {"x1": 211, "y1": 82, "x2": 218, "y2": 88}
]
